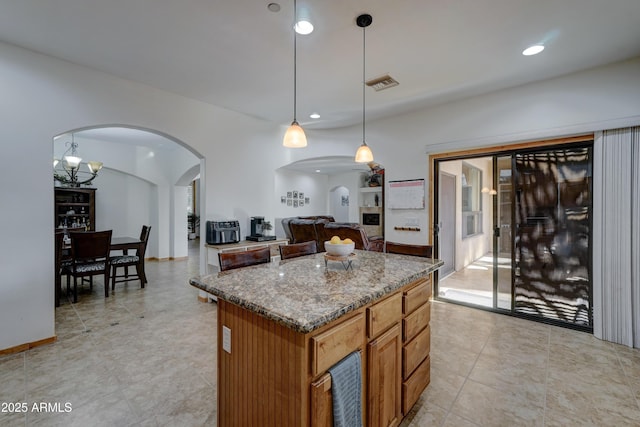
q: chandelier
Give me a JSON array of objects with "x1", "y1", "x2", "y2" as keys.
[{"x1": 53, "y1": 134, "x2": 103, "y2": 187}]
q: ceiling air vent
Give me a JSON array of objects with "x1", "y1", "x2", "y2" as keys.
[{"x1": 366, "y1": 74, "x2": 399, "y2": 91}]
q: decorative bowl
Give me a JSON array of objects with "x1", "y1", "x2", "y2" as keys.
[{"x1": 324, "y1": 241, "x2": 355, "y2": 257}]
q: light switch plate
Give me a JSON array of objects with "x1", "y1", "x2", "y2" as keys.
[{"x1": 222, "y1": 326, "x2": 231, "y2": 353}]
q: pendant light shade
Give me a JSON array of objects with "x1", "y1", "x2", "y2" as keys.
[
  {"x1": 355, "y1": 14, "x2": 373, "y2": 163},
  {"x1": 283, "y1": 0, "x2": 307, "y2": 148},
  {"x1": 355, "y1": 143, "x2": 374, "y2": 163},
  {"x1": 283, "y1": 120, "x2": 307, "y2": 148}
]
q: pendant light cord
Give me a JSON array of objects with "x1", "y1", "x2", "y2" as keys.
[
  {"x1": 293, "y1": 0, "x2": 298, "y2": 122},
  {"x1": 362, "y1": 24, "x2": 366, "y2": 144}
]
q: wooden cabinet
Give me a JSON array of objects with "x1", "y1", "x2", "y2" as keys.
[
  {"x1": 368, "y1": 323, "x2": 402, "y2": 427},
  {"x1": 310, "y1": 374, "x2": 333, "y2": 427},
  {"x1": 402, "y1": 356, "x2": 430, "y2": 414},
  {"x1": 54, "y1": 187, "x2": 96, "y2": 231},
  {"x1": 367, "y1": 293, "x2": 402, "y2": 339},
  {"x1": 402, "y1": 325, "x2": 430, "y2": 379},
  {"x1": 217, "y1": 275, "x2": 433, "y2": 427},
  {"x1": 400, "y1": 277, "x2": 432, "y2": 415},
  {"x1": 311, "y1": 313, "x2": 365, "y2": 376}
]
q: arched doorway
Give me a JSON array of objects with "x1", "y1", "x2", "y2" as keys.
[
  {"x1": 53, "y1": 125, "x2": 203, "y2": 261},
  {"x1": 329, "y1": 186, "x2": 350, "y2": 222}
]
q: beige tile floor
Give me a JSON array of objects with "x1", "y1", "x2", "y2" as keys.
[{"x1": 2, "y1": 240, "x2": 640, "y2": 426}]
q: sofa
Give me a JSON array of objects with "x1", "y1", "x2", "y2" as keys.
[
  {"x1": 322, "y1": 222, "x2": 384, "y2": 252},
  {"x1": 281, "y1": 216, "x2": 334, "y2": 252},
  {"x1": 281, "y1": 216, "x2": 383, "y2": 252}
]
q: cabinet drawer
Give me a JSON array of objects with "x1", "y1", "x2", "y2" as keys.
[
  {"x1": 367, "y1": 293, "x2": 402, "y2": 339},
  {"x1": 403, "y1": 302, "x2": 430, "y2": 343},
  {"x1": 402, "y1": 355, "x2": 431, "y2": 415},
  {"x1": 402, "y1": 324, "x2": 430, "y2": 379},
  {"x1": 311, "y1": 313, "x2": 365, "y2": 376},
  {"x1": 403, "y1": 278, "x2": 431, "y2": 315}
]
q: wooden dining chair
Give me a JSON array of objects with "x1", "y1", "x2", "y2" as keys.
[
  {"x1": 110, "y1": 225, "x2": 151, "y2": 291},
  {"x1": 279, "y1": 240, "x2": 317, "y2": 260},
  {"x1": 384, "y1": 241, "x2": 433, "y2": 258},
  {"x1": 54, "y1": 230, "x2": 64, "y2": 307},
  {"x1": 64, "y1": 230, "x2": 112, "y2": 303},
  {"x1": 218, "y1": 246, "x2": 271, "y2": 271}
]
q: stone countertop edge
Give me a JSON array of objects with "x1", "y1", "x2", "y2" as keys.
[{"x1": 189, "y1": 252, "x2": 443, "y2": 334}]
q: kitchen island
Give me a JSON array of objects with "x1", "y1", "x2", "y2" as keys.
[{"x1": 190, "y1": 250, "x2": 443, "y2": 427}]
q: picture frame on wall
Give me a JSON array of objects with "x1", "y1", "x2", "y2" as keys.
[
  {"x1": 293, "y1": 200, "x2": 298, "y2": 208},
  {"x1": 287, "y1": 191, "x2": 292, "y2": 198},
  {"x1": 299, "y1": 192, "x2": 304, "y2": 199},
  {"x1": 287, "y1": 199, "x2": 292, "y2": 206},
  {"x1": 293, "y1": 191, "x2": 298, "y2": 199}
]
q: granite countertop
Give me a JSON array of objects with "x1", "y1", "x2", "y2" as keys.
[{"x1": 189, "y1": 250, "x2": 443, "y2": 334}]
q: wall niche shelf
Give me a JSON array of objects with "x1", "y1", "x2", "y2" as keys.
[
  {"x1": 54, "y1": 187, "x2": 96, "y2": 231},
  {"x1": 359, "y1": 176, "x2": 384, "y2": 238}
]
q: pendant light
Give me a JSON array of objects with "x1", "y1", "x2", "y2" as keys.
[
  {"x1": 355, "y1": 14, "x2": 374, "y2": 163},
  {"x1": 283, "y1": 0, "x2": 307, "y2": 148}
]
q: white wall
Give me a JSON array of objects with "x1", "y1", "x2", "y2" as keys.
[
  {"x1": 329, "y1": 186, "x2": 350, "y2": 222},
  {"x1": 367, "y1": 58, "x2": 640, "y2": 246},
  {"x1": 1, "y1": 37, "x2": 640, "y2": 351},
  {"x1": 0, "y1": 41, "x2": 279, "y2": 350},
  {"x1": 273, "y1": 169, "x2": 329, "y2": 238},
  {"x1": 328, "y1": 171, "x2": 363, "y2": 223},
  {"x1": 90, "y1": 169, "x2": 157, "y2": 256}
]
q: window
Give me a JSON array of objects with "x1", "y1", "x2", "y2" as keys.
[{"x1": 461, "y1": 163, "x2": 482, "y2": 238}]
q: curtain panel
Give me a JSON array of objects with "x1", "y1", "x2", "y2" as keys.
[{"x1": 593, "y1": 126, "x2": 640, "y2": 348}]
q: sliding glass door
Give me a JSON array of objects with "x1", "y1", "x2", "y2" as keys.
[
  {"x1": 434, "y1": 143, "x2": 593, "y2": 330},
  {"x1": 513, "y1": 146, "x2": 592, "y2": 326},
  {"x1": 494, "y1": 156, "x2": 513, "y2": 311}
]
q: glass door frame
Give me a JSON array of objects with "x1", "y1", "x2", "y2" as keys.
[{"x1": 429, "y1": 135, "x2": 594, "y2": 332}]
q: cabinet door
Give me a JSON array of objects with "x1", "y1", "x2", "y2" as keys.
[
  {"x1": 310, "y1": 374, "x2": 333, "y2": 427},
  {"x1": 368, "y1": 323, "x2": 402, "y2": 427}
]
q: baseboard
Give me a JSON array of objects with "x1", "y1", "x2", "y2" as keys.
[
  {"x1": 0, "y1": 336, "x2": 57, "y2": 356},
  {"x1": 146, "y1": 256, "x2": 188, "y2": 262}
]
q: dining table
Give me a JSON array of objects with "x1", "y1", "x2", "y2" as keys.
[
  {"x1": 109, "y1": 236, "x2": 143, "y2": 253},
  {"x1": 61, "y1": 234, "x2": 142, "y2": 253}
]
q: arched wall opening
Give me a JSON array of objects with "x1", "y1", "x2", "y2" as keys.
[
  {"x1": 329, "y1": 186, "x2": 350, "y2": 222},
  {"x1": 273, "y1": 156, "x2": 368, "y2": 236},
  {"x1": 53, "y1": 125, "x2": 204, "y2": 261}
]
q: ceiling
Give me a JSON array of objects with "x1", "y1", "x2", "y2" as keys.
[
  {"x1": 4, "y1": 0, "x2": 640, "y2": 172},
  {"x1": 57, "y1": 127, "x2": 184, "y2": 151},
  {"x1": 279, "y1": 156, "x2": 370, "y2": 175}
]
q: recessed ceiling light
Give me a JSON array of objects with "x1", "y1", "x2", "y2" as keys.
[
  {"x1": 522, "y1": 44, "x2": 544, "y2": 56},
  {"x1": 310, "y1": 113, "x2": 320, "y2": 119},
  {"x1": 315, "y1": 169, "x2": 321, "y2": 173},
  {"x1": 267, "y1": 3, "x2": 280, "y2": 12},
  {"x1": 295, "y1": 20, "x2": 313, "y2": 35}
]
